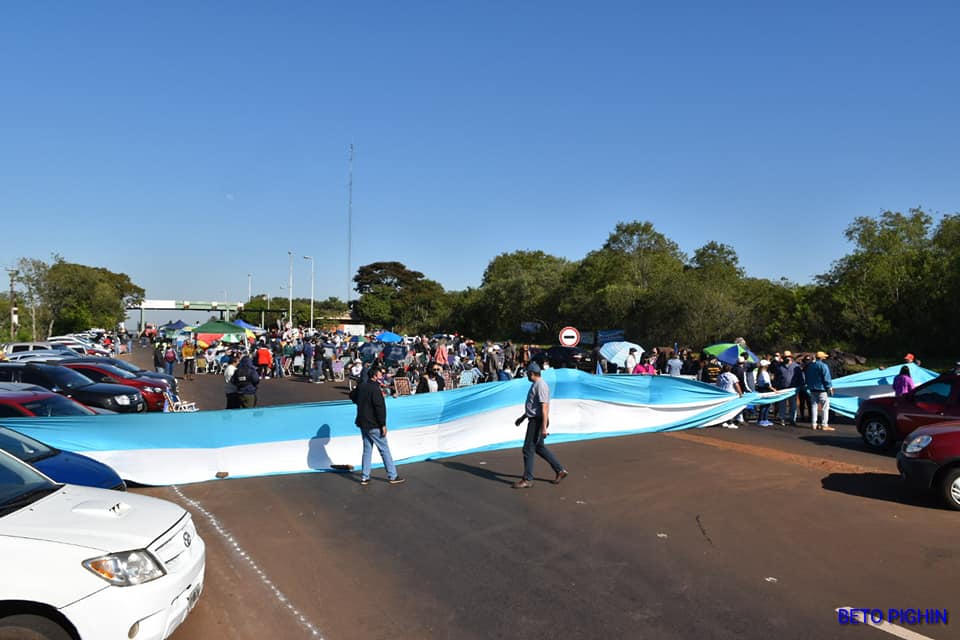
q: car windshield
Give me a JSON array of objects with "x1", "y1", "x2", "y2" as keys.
[
  {"x1": 93, "y1": 364, "x2": 137, "y2": 380},
  {"x1": 109, "y1": 359, "x2": 141, "y2": 374},
  {"x1": 41, "y1": 365, "x2": 95, "y2": 390},
  {"x1": 0, "y1": 426, "x2": 56, "y2": 463},
  {"x1": 22, "y1": 395, "x2": 96, "y2": 416},
  {"x1": 0, "y1": 449, "x2": 59, "y2": 515}
]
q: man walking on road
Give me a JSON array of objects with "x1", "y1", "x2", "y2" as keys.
[
  {"x1": 513, "y1": 363, "x2": 568, "y2": 489},
  {"x1": 805, "y1": 351, "x2": 834, "y2": 431},
  {"x1": 353, "y1": 366, "x2": 405, "y2": 486}
]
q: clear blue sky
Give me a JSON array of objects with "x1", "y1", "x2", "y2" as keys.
[{"x1": 2, "y1": 1, "x2": 958, "y2": 315}]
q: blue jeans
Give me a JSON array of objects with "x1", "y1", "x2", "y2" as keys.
[
  {"x1": 165, "y1": 361, "x2": 174, "y2": 375},
  {"x1": 522, "y1": 418, "x2": 563, "y2": 481},
  {"x1": 361, "y1": 427, "x2": 398, "y2": 480},
  {"x1": 778, "y1": 391, "x2": 798, "y2": 423}
]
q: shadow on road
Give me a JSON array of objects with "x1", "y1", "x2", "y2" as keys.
[
  {"x1": 801, "y1": 434, "x2": 897, "y2": 458},
  {"x1": 821, "y1": 472, "x2": 940, "y2": 508},
  {"x1": 428, "y1": 459, "x2": 521, "y2": 485}
]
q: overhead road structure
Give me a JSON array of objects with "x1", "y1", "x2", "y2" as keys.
[{"x1": 128, "y1": 299, "x2": 245, "y2": 332}]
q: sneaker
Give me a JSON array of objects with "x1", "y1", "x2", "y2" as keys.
[
  {"x1": 359, "y1": 477, "x2": 370, "y2": 486},
  {"x1": 726, "y1": 423, "x2": 739, "y2": 429},
  {"x1": 512, "y1": 479, "x2": 533, "y2": 489},
  {"x1": 553, "y1": 469, "x2": 569, "y2": 485},
  {"x1": 388, "y1": 476, "x2": 406, "y2": 485},
  {"x1": 821, "y1": 425, "x2": 835, "y2": 431}
]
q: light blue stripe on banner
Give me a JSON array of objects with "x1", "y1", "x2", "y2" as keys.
[{"x1": 3, "y1": 370, "x2": 791, "y2": 456}]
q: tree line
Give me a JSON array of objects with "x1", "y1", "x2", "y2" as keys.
[
  {"x1": 348, "y1": 208, "x2": 960, "y2": 356},
  {"x1": 4, "y1": 208, "x2": 956, "y2": 357}
]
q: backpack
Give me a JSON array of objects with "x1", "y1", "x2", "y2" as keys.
[
  {"x1": 164, "y1": 348, "x2": 176, "y2": 362},
  {"x1": 232, "y1": 367, "x2": 250, "y2": 388}
]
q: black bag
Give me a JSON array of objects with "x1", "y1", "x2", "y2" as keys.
[{"x1": 349, "y1": 385, "x2": 359, "y2": 404}]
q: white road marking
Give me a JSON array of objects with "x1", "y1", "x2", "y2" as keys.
[
  {"x1": 172, "y1": 485, "x2": 325, "y2": 638},
  {"x1": 835, "y1": 607, "x2": 938, "y2": 640}
]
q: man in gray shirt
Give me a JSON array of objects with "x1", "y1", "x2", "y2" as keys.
[{"x1": 513, "y1": 362, "x2": 568, "y2": 488}]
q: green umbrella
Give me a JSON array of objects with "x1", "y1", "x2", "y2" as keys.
[{"x1": 702, "y1": 343, "x2": 758, "y2": 362}]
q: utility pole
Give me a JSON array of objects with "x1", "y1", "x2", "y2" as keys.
[
  {"x1": 6, "y1": 269, "x2": 17, "y2": 340},
  {"x1": 347, "y1": 143, "x2": 354, "y2": 307},
  {"x1": 303, "y1": 255, "x2": 314, "y2": 329},
  {"x1": 287, "y1": 251, "x2": 293, "y2": 327}
]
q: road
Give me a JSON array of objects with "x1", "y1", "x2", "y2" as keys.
[{"x1": 126, "y1": 346, "x2": 959, "y2": 640}]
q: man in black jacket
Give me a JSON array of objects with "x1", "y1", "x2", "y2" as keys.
[
  {"x1": 353, "y1": 366, "x2": 404, "y2": 486},
  {"x1": 231, "y1": 355, "x2": 260, "y2": 408}
]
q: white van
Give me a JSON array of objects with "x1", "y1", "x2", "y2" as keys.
[{"x1": 0, "y1": 449, "x2": 205, "y2": 639}]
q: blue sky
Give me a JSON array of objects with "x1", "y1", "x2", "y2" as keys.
[{"x1": 2, "y1": 1, "x2": 958, "y2": 315}]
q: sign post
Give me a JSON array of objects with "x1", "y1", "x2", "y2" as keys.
[{"x1": 559, "y1": 326, "x2": 581, "y2": 347}]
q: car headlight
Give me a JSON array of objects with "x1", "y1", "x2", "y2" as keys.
[
  {"x1": 904, "y1": 434, "x2": 933, "y2": 455},
  {"x1": 83, "y1": 549, "x2": 166, "y2": 586},
  {"x1": 114, "y1": 394, "x2": 131, "y2": 406},
  {"x1": 146, "y1": 386, "x2": 163, "y2": 394}
]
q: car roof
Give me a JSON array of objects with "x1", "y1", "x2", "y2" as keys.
[
  {"x1": 0, "y1": 389, "x2": 59, "y2": 400},
  {"x1": 0, "y1": 382, "x2": 50, "y2": 393}
]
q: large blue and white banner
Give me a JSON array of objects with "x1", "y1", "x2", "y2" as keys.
[
  {"x1": 830, "y1": 363, "x2": 939, "y2": 418},
  {"x1": 6, "y1": 370, "x2": 792, "y2": 486}
]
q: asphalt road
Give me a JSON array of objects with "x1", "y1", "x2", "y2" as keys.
[{"x1": 122, "y1": 347, "x2": 959, "y2": 640}]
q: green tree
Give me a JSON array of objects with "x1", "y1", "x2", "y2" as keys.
[{"x1": 44, "y1": 261, "x2": 144, "y2": 335}]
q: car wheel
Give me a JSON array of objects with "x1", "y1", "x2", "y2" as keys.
[
  {"x1": 941, "y1": 468, "x2": 960, "y2": 511},
  {"x1": 861, "y1": 415, "x2": 892, "y2": 450},
  {"x1": 0, "y1": 615, "x2": 73, "y2": 640}
]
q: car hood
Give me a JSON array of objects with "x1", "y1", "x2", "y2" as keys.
[
  {"x1": 907, "y1": 422, "x2": 960, "y2": 438},
  {"x1": 70, "y1": 382, "x2": 141, "y2": 397},
  {"x1": 33, "y1": 451, "x2": 123, "y2": 490},
  {"x1": 0, "y1": 485, "x2": 185, "y2": 552}
]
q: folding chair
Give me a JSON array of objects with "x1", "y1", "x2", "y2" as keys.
[
  {"x1": 164, "y1": 391, "x2": 198, "y2": 412},
  {"x1": 458, "y1": 370, "x2": 476, "y2": 388}
]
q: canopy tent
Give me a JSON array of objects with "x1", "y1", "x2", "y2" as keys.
[
  {"x1": 233, "y1": 318, "x2": 266, "y2": 334},
  {"x1": 191, "y1": 320, "x2": 248, "y2": 346},
  {"x1": 161, "y1": 320, "x2": 189, "y2": 331},
  {"x1": 830, "y1": 363, "x2": 940, "y2": 418},
  {"x1": 375, "y1": 331, "x2": 403, "y2": 343},
  {"x1": 599, "y1": 341, "x2": 645, "y2": 368}
]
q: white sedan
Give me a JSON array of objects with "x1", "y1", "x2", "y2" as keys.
[{"x1": 0, "y1": 449, "x2": 205, "y2": 639}]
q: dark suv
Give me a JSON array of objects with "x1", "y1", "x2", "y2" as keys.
[
  {"x1": 531, "y1": 346, "x2": 595, "y2": 371},
  {"x1": 855, "y1": 374, "x2": 960, "y2": 451},
  {"x1": 0, "y1": 362, "x2": 146, "y2": 413}
]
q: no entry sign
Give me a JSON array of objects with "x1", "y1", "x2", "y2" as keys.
[{"x1": 559, "y1": 326, "x2": 581, "y2": 347}]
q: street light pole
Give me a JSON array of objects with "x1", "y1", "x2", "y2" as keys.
[
  {"x1": 247, "y1": 273, "x2": 252, "y2": 302},
  {"x1": 303, "y1": 255, "x2": 314, "y2": 330},
  {"x1": 287, "y1": 251, "x2": 293, "y2": 327}
]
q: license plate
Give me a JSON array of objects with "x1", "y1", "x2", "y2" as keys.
[{"x1": 186, "y1": 582, "x2": 202, "y2": 610}]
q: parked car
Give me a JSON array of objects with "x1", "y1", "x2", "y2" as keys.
[
  {"x1": 0, "y1": 341, "x2": 76, "y2": 355},
  {"x1": 897, "y1": 423, "x2": 960, "y2": 510},
  {"x1": 531, "y1": 346, "x2": 595, "y2": 371},
  {"x1": 46, "y1": 336, "x2": 113, "y2": 357},
  {"x1": 0, "y1": 448, "x2": 205, "y2": 639},
  {"x1": 56, "y1": 355, "x2": 178, "y2": 394},
  {"x1": 855, "y1": 374, "x2": 960, "y2": 450},
  {"x1": 55, "y1": 361, "x2": 169, "y2": 412},
  {"x1": 0, "y1": 425, "x2": 125, "y2": 490},
  {"x1": 0, "y1": 363, "x2": 147, "y2": 413},
  {"x1": 4, "y1": 349, "x2": 74, "y2": 362},
  {"x1": 0, "y1": 388, "x2": 100, "y2": 417}
]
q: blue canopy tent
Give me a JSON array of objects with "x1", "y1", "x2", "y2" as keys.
[
  {"x1": 233, "y1": 318, "x2": 266, "y2": 334},
  {"x1": 375, "y1": 331, "x2": 403, "y2": 343}
]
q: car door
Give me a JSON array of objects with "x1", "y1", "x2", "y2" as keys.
[{"x1": 896, "y1": 379, "x2": 956, "y2": 435}]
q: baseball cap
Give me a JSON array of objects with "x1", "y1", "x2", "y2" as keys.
[
  {"x1": 816, "y1": 351, "x2": 828, "y2": 359},
  {"x1": 527, "y1": 362, "x2": 541, "y2": 374},
  {"x1": 759, "y1": 359, "x2": 770, "y2": 367},
  {"x1": 783, "y1": 350, "x2": 793, "y2": 357},
  {"x1": 904, "y1": 353, "x2": 915, "y2": 362}
]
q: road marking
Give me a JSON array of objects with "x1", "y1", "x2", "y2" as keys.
[
  {"x1": 171, "y1": 485, "x2": 325, "y2": 638},
  {"x1": 835, "y1": 607, "x2": 938, "y2": 640}
]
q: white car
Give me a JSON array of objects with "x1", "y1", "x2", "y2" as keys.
[{"x1": 0, "y1": 449, "x2": 205, "y2": 639}]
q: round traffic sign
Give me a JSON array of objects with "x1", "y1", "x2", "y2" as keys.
[{"x1": 559, "y1": 326, "x2": 581, "y2": 347}]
